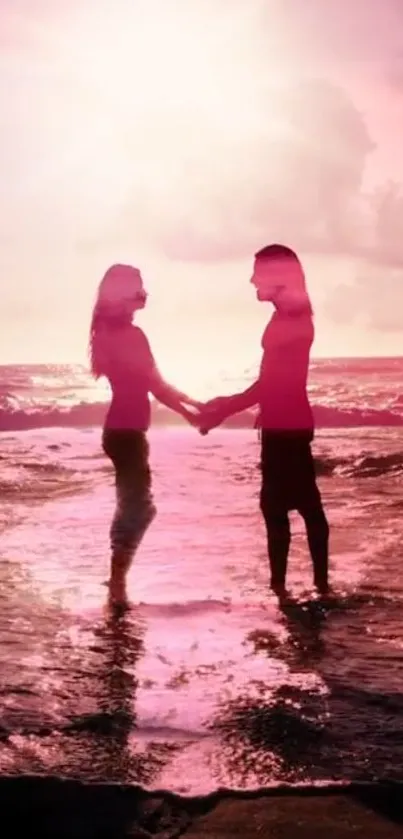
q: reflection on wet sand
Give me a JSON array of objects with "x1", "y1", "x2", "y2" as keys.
[
  {"x1": 0, "y1": 561, "x2": 183, "y2": 784},
  {"x1": 1, "y1": 554, "x2": 403, "y2": 792},
  {"x1": 206, "y1": 592, "x2": 403, "y2": 789},
  {"x1": 206, "y1": 599, "x2": 331, "y2": 787}
]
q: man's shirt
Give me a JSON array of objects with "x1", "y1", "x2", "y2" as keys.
[{"x1": 258, "y1": 306, "x2": 314, "y2": 432}]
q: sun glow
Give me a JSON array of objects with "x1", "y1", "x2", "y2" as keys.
[
  {"x1": 4, "y1": 1, "x2": 296, "y2": 240},
  {"x1": 57, "y1": 3, "x2": 263, "y2": 133}
]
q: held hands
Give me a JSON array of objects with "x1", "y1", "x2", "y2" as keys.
[
  {"x1": 181, "y1": 396, "x2": 231, "y2": 435},
  {"x1": 198, "y1": 397, "x2": 231, "y2": 434},
  {"x1": 178, "y1": 396, "x2": 205, "y2": 429}
]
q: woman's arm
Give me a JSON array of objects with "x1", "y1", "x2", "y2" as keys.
[
  {"x1": 133, "y1": 328, "x2": 201, "y2": 422},
  {"x1": 150, "y1": 367, "x2": 201, "y2": 421}
]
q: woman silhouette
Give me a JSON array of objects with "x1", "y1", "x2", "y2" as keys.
[{"x1": 89, "y1": 264, "x2": 200, "y2": 606}]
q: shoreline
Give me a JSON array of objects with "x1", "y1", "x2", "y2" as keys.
[{"x1": 1, "y1": 776, "x2": 402, "y2": 837}]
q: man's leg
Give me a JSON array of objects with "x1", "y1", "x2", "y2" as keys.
[
  {"x1": 260, "y1": 432, "x2": 292, "y2": 594},
  {"x1": 296, "y1": 445, "x2": 330, "y2": 594},
  {"x1": 260, "y1": 487, "x2": 291, "y2": 593},
  {"x1": 300, "y1": 504, "x2": 329, "y2": 593}
]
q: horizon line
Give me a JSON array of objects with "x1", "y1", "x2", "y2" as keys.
[{"x1": 1, "y1": 354, "x2": 403, "y2": 369}]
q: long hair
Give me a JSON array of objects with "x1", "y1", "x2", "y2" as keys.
[
  {"x1": 254, "y1": 243, "x2": 313, "y2": 314},
  {"x1": 89, "y1": 263, "x2": 143, "y2": 379}
]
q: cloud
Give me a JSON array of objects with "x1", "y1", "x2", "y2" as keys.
[
  {"x1": 325, "y1": 266, "x2": 403, "y2": 331},
  {"x1": 101, "y1": 78, "x2": 378, "y2": 264},
  {"x1": 5, "y1": 0, "x2": 403, "y2": 271},
  {"x1": 263, "y1": 0, "x2": 403, "y2": 63},
  {"x1": 385, "y1": 51, "x2": 403, "y2": 92}
]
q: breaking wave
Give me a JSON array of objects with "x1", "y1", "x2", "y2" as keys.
[{"x1": 1, "y1": 402, "x2": 403, "y2": 432}]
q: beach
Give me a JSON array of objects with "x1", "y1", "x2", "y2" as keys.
[
  {"x1": 1, "y1": 776, "x2": 402, "y2": 837},
  {"x1": 3, "y1": 0, "x2": 403, "y2": 829},
  {"x1": 1, "y1": 360, "x2": 403, "y2": 829},
  {"x1": 1, "y1": 422, "x2": 403, "y2": 792}
]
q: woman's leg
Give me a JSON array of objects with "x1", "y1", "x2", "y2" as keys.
[
  {"x1": 110, "y1": 466, "x2": 156, "y2": 588},
  {"x1": 103, "y1": 430, "x2": 156, "y2": 602}
]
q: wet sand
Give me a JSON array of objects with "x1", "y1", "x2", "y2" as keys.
[{"x1": 1, "y1": 777, "x2": 402, "y2": 838}]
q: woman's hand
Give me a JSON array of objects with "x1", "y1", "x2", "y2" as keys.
[
  {"x1": 196, "y1": 398, "x2": 230, "y2": 435},
  {"x1": 181, "y1": 405, "x2": 203, "y2": 427},
  {"x1": 181, "y1": 395, "x2": 204, "y2": 411}
]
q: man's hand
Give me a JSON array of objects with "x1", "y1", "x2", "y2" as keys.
[
  {"x1": 194, "y1": 381, "x2": 260, "y2": 435},
  {"x1": 203, "y1": 396, "x2": 231, "y2": 413}
]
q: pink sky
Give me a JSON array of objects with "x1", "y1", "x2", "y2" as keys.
[{"x1": 1, "y1": 0, "x2": 403, "y2": 389}]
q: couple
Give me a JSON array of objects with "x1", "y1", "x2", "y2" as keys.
[{"x1": 89, "y1": 244, "x2": 330, "y2": 607}]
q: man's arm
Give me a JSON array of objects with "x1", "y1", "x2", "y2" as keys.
[
  {"x1": 199, "y1": 379, "x2": 260, "y2": 433},
  {"x1": 221, "y1": 380, "x2": 261, "y2": 415}
]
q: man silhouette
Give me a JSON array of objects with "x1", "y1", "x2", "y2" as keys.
[{"x1": 199, "y1": 244, "x2": 330, "y2": 599}]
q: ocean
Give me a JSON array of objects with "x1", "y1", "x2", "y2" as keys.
[{"x1": 0, "y1": 359, "x2": 403, "y2": 795}]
